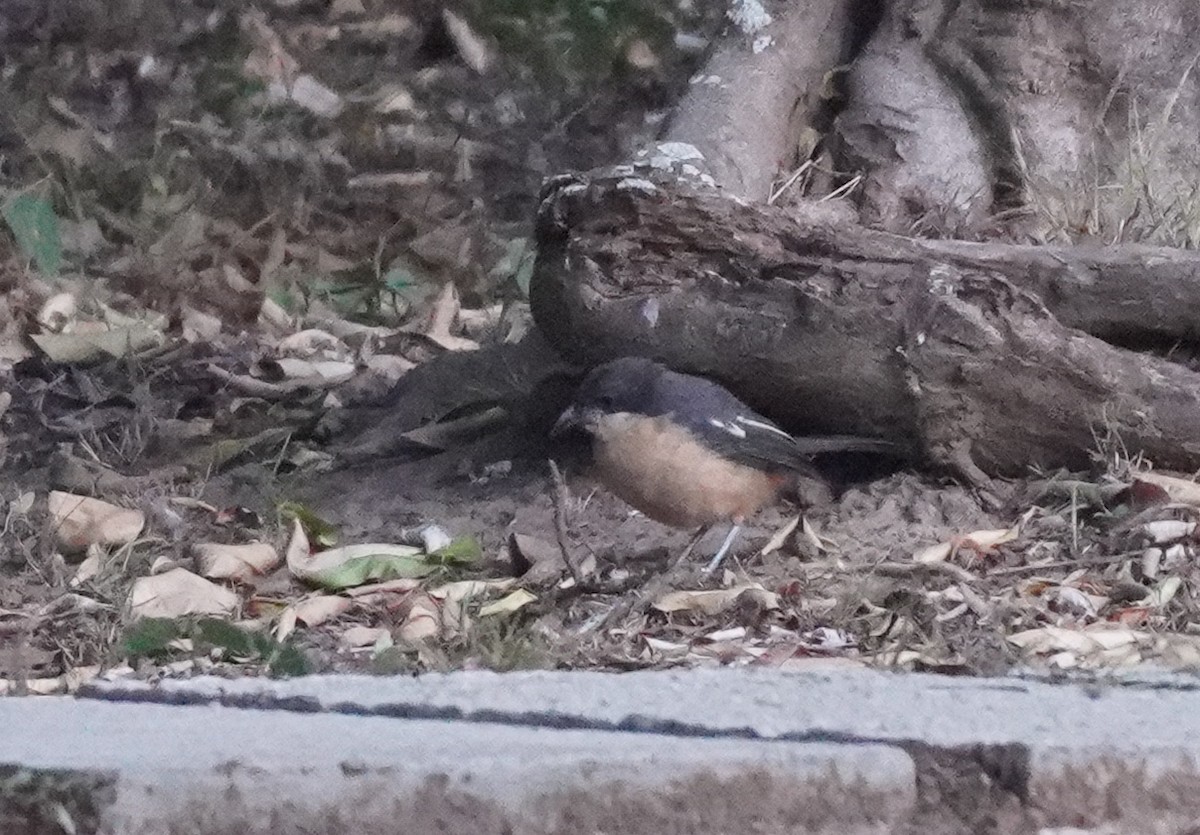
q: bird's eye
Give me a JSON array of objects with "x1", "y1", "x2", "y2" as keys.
[{"x1": 593, "y1": 394, "x2": 614, "y2": 410}]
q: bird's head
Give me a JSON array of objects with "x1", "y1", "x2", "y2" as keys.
[{"x1": 550, "y1": 356, "x2": 662, "y2": 437}]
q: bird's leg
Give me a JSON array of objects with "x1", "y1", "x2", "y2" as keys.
[{"x1": 703, "y1": 524, "x2": 742, "y2": 574}]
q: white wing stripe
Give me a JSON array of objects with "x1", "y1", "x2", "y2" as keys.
[
  {"x1": 735, "y1": 415, "x2": 793, "y2": 440},
  {"x1": 709, "y1": 417, "x2": 748, "y2": 438}
]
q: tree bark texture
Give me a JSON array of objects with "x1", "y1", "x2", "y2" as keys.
[
  {"x1": 663, "y1": 0, "x2": 1200, "y2": 242},
  {"x1": 530, "y1": 173, "x2": 1200, "y2": 478},
  {"x1": 659, "y1": 0, "x2": 855, "y2": 202}
]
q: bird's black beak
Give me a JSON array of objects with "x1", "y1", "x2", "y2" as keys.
[
  {"x1": 551, "y1": 405, "x2": 580, "y2": 438},
  {"x1": 551, "y1": 404, "x2": 601, "y2": 437}
]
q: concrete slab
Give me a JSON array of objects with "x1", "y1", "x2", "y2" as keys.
[
  {"x1": 8, "y1": 669, "x2": 1200, "y2": 831},
  {"x1": 73, "y1": 668, "x2": 1200, "y2": 832},
  {"x1": 0, "y1": 698, "x2": 914, "y2": 834},
  {"x1": 83, "y1": 667, "x2": 1200, "y2": 753}
]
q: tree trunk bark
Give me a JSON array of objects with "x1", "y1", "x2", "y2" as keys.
[
  {"x1": 657, "y1": 0, "x2": 855, "y2": 202},
  {"x1": 531, "y1": 172, "x2": 1200, "y2": 478}
]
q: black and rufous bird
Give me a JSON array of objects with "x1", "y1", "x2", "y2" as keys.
[{"x1": 552, "y1": 356, "x2": 895, "y2": 572}]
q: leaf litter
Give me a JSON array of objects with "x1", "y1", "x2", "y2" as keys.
[{"x1": 5, "y1": 0, "x2": 1200, "y2": 691}]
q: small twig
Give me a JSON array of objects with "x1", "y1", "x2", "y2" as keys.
[
  {"x1": 207, "y1": 364, "x2": 349, "y2": 399},
  {"x1": 1070, "y1": 483, "x2": 1080, "y2": 556},
  {"x1": 583, "y1": 527, "x2": 709, "y2": 635},
  {"x1": 984, "y1": 550, "x2": 1146, "y2": 577},
  {"x1": 547, "y1": 460, "x2": 584, "y2": 585},
  {"x1": 767, "y1": 160, "x2": 813, "y2": 205},
  {"x1": 868, "y1": 559, "x2": 980, "y2": 585},
  {"x1": 983, "y1": 560, "x2": 1082, "y2": 578}
]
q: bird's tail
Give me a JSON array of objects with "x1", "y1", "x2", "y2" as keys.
[{"x1": 792, "y1": 435, "x2": 902, "y2": 456}]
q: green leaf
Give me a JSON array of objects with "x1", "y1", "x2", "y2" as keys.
[
  {"x1": 119, "y1": 618, "x2": 180, "y2": 659},
  {"x1": 196, "y1": 618, "x2": 257, "y2": 658},
  {"x1": 383, "y1": 266, "x2": 418, "y2": 293},
  {"x1": 31, "y1": 325, "x2": 163, "y2": 363},
  {"x1": 267, "y1": 643, "x2": 311, "y2": 677},
  {"x1": 267, "y1": 285, "x2": 300, "y2": 313},
  {"x1": 3, "y1": 194, "x2": 62, "y2": 276},
  {"x1": 303, "y1": 545, "x2": 436, "y2": 590},
  {"x1": 278, "y1": 501, "x2": 339, "y2": 548},
  {"x1": 513, "y1": 251, "x2": 536, "y2": 297},
  {"x1": 432, "y1": 536, "x2": 482, "y2": 566},
  {"x1": 489, "y1": 238, "x2": 537, "y2": 297}
]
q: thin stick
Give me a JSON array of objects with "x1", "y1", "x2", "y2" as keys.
[
  {"x1": 866, "y1": 559, "x2": 980, "y2": 585},
  {"x1": 547, "y1": 460, "x2": 584, "y2": 585},
  {"x1": 985, "y1": 550, "x2": 1146, "y2": 577},
  {"x1": 583, "y1": 526, "x2": 710, "y2": 635}
]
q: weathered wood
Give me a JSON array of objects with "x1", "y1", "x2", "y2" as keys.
[
  {"x1": 530, "y1": 173, "x2": 1200, "y2": 477},
  {"x1": 659, "y1": 0, "x2": 854, "y2": 201}
]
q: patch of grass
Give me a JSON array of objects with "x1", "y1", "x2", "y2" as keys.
[
  {"x1": 1019, "y1": 92, "x2": 1200, "y2": 247},
  {"x1": 376, "y1": 616, "x2": 555, "y2": 675},
  {"x1": 120, "y1": 617, "x2": 311, "y2": 678}
]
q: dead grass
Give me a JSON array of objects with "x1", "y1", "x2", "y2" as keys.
[{"x1": 1017, "y1": 90, "x2": 1200, "y2": 248}]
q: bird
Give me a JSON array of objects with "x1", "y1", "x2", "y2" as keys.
[{"x1": 551, "y1": 356, "x2": 897, "y2": 573}]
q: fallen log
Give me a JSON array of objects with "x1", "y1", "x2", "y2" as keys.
[{"x1": 529, "y1": 172, "x2": 1200, "y2": 479}]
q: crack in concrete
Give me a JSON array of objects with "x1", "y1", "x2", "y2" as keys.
[{"x1": 82, "y1": 678, "x2": 1039, "y2": 832}]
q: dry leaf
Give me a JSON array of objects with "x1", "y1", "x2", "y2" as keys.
[
  {"x1": 508, "y1": 532, "x2": 569, "y2": 582},
  {"x1": 1142, "y1": 520, "x2": 1196, "y2": 544},
  {"x1": 275, "y1": 594, "x2": 352, "y2": 640},
  {"x1": 242, "y1": 10, "x2": 298, "y2": 82},
  {"x1": 625, "y1": 39, "x2": 659, "y2": 70},
  {"x1": 195, "y1": 542, "x2": 281, "y2": 580},
  {"x1": 758, "y1": 515, "x2": 800, "y2": 557},
  {"x1": 11, "y1": 491, "x2": 35, "y2": 515},
  {"x1": 129, "y1": 568, "x2": 238, "y2": 620},
  {"x1": 1134, "y1": 471, "x2": 1200, "y2": 507},
  {"x1": 429, "y1": 579, "x2": 514, "y2": 602},
  {"x1": 479, "y1": 588, "x2": 537, "y2": 616},
  {"x1": 277, "y1": 328, "x2": 343, "y2": 357},
  {"x1": 345, "y1": 13, "x2": 415, "y2": 42},
  {"x1": 273, "y1": 357, "x2": 357, "y2": 382},
  {"x1": 150, "y1": 555, "x2": 181, "y2": 575},
  {"x1": 701, "y1": 626, "x2": 746, "y2": 642},
  {"x1": 441, "y1": 9, "x2": 493, "y2": 74},
  {"x1": 48, "y1": 491, "x2": 145, "y2": 552},
  {"x1": 653, "y1": 584, "x2": 779, "y2": 616},
  {"x1": 273, "y1": 73, "x2": 343, "y2": 117},
  {"x1": 398, "y1": 593, "x2": 439, "y2": 642},
  {"x1": 244, "y1": 20, "x2": 342, "y2": 117},
  {"x1": 362, "y1": 353, "x2": 415, "y2": 382},
  {"x1": 340, "y1": 625, "x2": 391, "y2": 649},
  {"x1": 913, "y1": 524, "x2": 1020, "y2": 564},
  {"x1": 38, "y1": 292, "x2": 76, "y2": 332},
  {"x1": 181, "y1": 307, "x2": 223, "y2": 342},
  {"x1": 1150, "y1": 576, "x2": 1183, "y2": 608},
  {"x1": 644, "y1": 637, "x2": 688, "y2": 654},
  {"x1": 1008, "y1": 623, "x2": 1149, "y2": 670},
  {"x1": 70, "y1": 547, "x2": 104, "y2": 587},
  {"x1": 1045, "y1": 585, "x2": 1105, "y2": 619},
  {"x1": 345, "y1": 577, "x2": 423, "y2": 600},
  {"x1": 425, "y1": 282, "x2": 479, "y2": 351},
  {"x1": 373, "y1": 84, "x2": 417, "y2": 114}
]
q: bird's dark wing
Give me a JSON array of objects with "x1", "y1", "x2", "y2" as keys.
[{"x1": 646, "y1": 368, "x2": 894, "y2": 472}]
